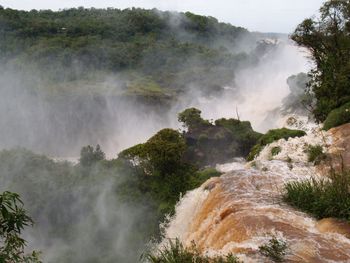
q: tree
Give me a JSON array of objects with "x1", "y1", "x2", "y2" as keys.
[
  {"x1": 0, "y1": 191, "x2": 41, "y2": 262},
  {"x1": 120, "y1": 129, "x2": 187, "y2": 176},
  {"x1": 144, "y1": 129, "x2": 187, "y2": 176},
  {"x1": 119, "y1": 129, "x2": 195, "y2": 214},
  {"x1": 94, "y1": 144, "x2": 106, "y2": 161},
  {"x1": 291, "y1": 0, "x2": 350, "y2": 122},
  {"x1": 178, "y1": 108, "x2": 210, "y2": 131},
  {"x1": 79, "y1": 144, "x2": 105, "y2": 166}
]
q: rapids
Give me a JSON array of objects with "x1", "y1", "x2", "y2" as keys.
[{"x1": 162, "y1": 119, "x2": 350, "y2": 262}]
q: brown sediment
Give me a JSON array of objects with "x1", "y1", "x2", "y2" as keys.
[
  {"x1": 316, "y1": 218, "x2": 350, "y2": 238},
  {"x1": 202, "y1": 177, "x2": 222, "y2": 191},
  {"x1": 319, "y1": 123, "x2": 350, "y2": 174},
  {"x1": 182, "y1": 170, "x2": 350, "y2": 262},
  {"x1": 166, "y1": 125, "x2": 350, "y2": 262}
]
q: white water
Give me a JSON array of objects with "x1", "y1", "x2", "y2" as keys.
[{"x1": 161, "y1": 117, "x2": 350, "y2": 262}]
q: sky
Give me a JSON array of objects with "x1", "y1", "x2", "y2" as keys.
[{"x1": 1, "y1": 0, "x2": 325, "y2": 33}]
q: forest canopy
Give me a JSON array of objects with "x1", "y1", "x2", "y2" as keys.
[
  {"x1": 0, "y1": 7, "x2": 261, "y2": 98},
  {"x1": 291, "y1": 0, "x2": 350, "y2": 122}
]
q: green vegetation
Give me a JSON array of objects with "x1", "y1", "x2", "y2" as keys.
[
  {"x1": 246, "y1": 144, "x2": 263, "y2": 162},
  {"x1": 0, "y1": 148, "x2": 159, "y2": 262},
  {"x1": 281, "y1": 73, "x2": 311, "y2": 115},
  {"x1": 6, "y1": 1, "x2": 350, "y2": 261},
  {"x1": 307, "y1": 145, "x2": 326, "y2": 165},
  {"x1": 259, "y1": 237, "x2": 288, "y2": 263},
  {"x1": 178, "y1": 108, "x2": 211, "y2": 131},
  {"x1": 0, "y1": 104, "x2": 259, "y2": 261},
  {"x1": 283, "y1": 0, "x2": 350, "y2": 234},
  {"x1": 0, "y1": 8, "x2": 279, "y2": 157},
  {"x1": 79, "y1": 144, "x2": 105, "y2": 166},
  {"x1": 0, "y1": 7, "x2": 258, "y2": 99},
  {"x1": 119, "y1": 128, "x2": 199, "y2": 215},
  {"x1": 271, "y1": 146, "x2": 282, "y2": 157},
  {"x1": 214, "y1": 118, "x2": 263, "y2": 155},
  {"x1": 258, "y1": 128, "x2": 306, "y2": 146},
  {"x1": 283, "y1": 171, "x2": 350, "y2": 221},
  {"x1": 119, "y1": 127, "x2": 222, "y2": 216},
  {"x1": 291, "y1": 0, "x2": 350, "y2": 122},
  {"x1": 176, "y1": 108, "x2": 262, "y2": 166},
  {"x1": 247, "y1": 128, "x2": 306, "y2": 161},
  {"x1": 0, "y1": 191, "x2": 41, "y2": 262},
  {"x1": 144, "y1": 239, "x2": 241, "y2": 263},
  {"x1": 323, "y1": 101, "x2": 350, "y2": 130},
  {"x1": 118, "y1": 108, "x2": 262, "y2": 216},
  {"x1": 191, "y1": 168, "x2": 222, "y2": 187}
]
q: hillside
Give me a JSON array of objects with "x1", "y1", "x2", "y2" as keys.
[
  {"x1": 0, "y1": 7, "x2": 263, "y2": 98},
  {"x1": 1, "y1": 1, "x2": 350, "y2": 262},
  {"x1": 0, "y1": 7, "x2": 285, "y2": 156}
]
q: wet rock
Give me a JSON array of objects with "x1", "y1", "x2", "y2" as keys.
[
  {"x1": 320, "y1": 123, "x2": 350, "y2": 174},
  {"x1": 316, "y1": 218, "x2": 350, "y2": 238}
]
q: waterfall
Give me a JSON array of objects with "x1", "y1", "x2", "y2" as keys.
[{"x1": 161, "y1": 119, "x2": 350, "y2": 262}]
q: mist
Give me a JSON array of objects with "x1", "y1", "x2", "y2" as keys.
[
  {"x1": 0, "y1": 40, "x2": 308, "y2": 158},
  {"x1": 162, "y1": 40, "x2": 309, "y2": 138},
  {"x1": 0, "y1": 66, "x2": 170, "y2": 157},
  {"x1": 0, "y1": 149, "x2": 159, "y2": 262},
  {"x1": 0, "y1": 7, "x2": 310, "y2": 263}
]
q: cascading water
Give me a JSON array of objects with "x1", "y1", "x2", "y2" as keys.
[{"x1": 162, "y1": 118, "x2": 350, "y2": 262}]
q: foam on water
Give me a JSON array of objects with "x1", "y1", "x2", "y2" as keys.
[{"x1": 161, "y1": 117, "x2": 350, "y2": 262}]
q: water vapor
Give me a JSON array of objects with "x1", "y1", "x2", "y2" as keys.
[{"x1": 0, "y1": 9, "x2": 310, "y2": 263}]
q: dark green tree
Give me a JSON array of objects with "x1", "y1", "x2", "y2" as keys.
[
  {"x1": 94, "y1": 144, "x2": 106, "y2": 161},
  {"x1": 79, "y1": 144, "x2": 105, "y2": 166},
  {"x1": 0, "y1": 191, "x2": 41, "y2": 262},
  {"x1": 120, "y1": 129, "x2": 188, "y2": 177},
  {"x1": 119, "y1": 129, "x2": 195, "y2": 214},
  {"x1": 178, "y1": 108, "x2": 210, "y2": 132},
  {"x1": 291, "y1": 0, "x2": 350, "y2": 121}
]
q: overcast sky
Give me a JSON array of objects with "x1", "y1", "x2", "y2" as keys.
[{"x1": 1, "y1": 0, "x2": 325, "y2": 33}]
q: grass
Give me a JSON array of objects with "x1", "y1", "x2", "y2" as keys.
[
  {"x1": 143, "y1": 239, "x2": 241, "y2": 263},
  {"x1": 247, "y1": 128, "x2": 306, "y2": 161},
  {"x1": 125, "y1": 75, "x2": 173, "y2": 99},
  {"x1": 259, "y1": 237, "x2": 288, "y2": 262},
  {"x1": 306, "y1": 145, "x2": 326, "y2": 165},
  {"x1": 283, "y1": 171, "x2": 350, "y2": 221},
  {"x1": 323, "y1": 101, "x2": 350, "y2": 130},
  {"x1": 271, "y1": 146, "x2": 282, "y2": 157},
  {"x1": 190, "y1": 168, "x2": 222, "y2": 188},
  {"x1": 246, "y1": 144, "x2": 263, "y2": 161}
]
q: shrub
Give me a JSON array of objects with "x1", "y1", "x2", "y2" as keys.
[
  {"x1": 215, "y1": 118, "x2": 262, "y2": 155},
  {"x1": 291, "y1": 1, "x2": 350, "y2": 122},
  {"x1": 120, "y1": 129, "x2": 198, "y2": 216},
  {"x1": 190, "y1": 168, "x2": 221, "y2": 188},
  {"x1": 283, "y1": 171, "x2": 350, "y2": 220},
  {"x1": 323, "y1": 101, "x2": 350, "y2": 130},
  {"x1": 181, "y1": 114, "x2": 262, "y2": 166},
  {"x1": 259, "y1": 237, "x2": 287, "y2": 262},
  {"x1": 307, "y1": 145, "x2": 326, "y2": 165},
  {"x1": 178, "y1": 108, "x2": 211, "y2": 131},
  {"x1": 247, "y1": 128, "x2": 306, "y2": 161},
  {"x1": 143, "y1": 238, "x2": 241, "y2": 263},
  {"x1": 79, "y1": 144, "x2": 105, "y2": 166},
  {"x1": 271, "y1": 146, "x2": 282, "y2": 157},
  {"x1": 247, "y1": 144, "x2": 263, "y2": 161},
  {"x1": 258, "y1": 128, "x2": 306, "y2": 146},
  {"x1": 120, "y1": 129, "x2": 187, "y2": 176},
  {"x1": 0, "y1": 191, "x2": 41, "y2": 262}
]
